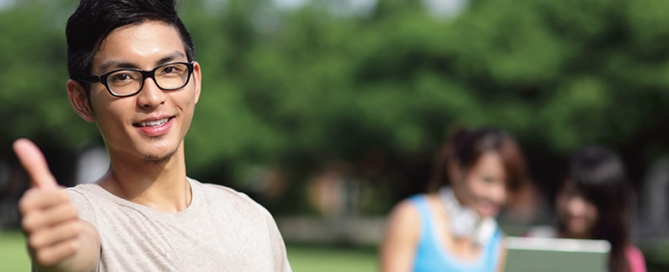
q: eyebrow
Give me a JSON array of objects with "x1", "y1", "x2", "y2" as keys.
[{"x1": 96, "y1": 51, "x2": 187, "y2": 74}]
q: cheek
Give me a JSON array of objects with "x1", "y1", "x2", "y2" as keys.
[
  {"x1": 175, "y1": 91, "x2": 198, "y2": 111},
  {"x1": 95, "y1": 101, "x2": 126, "y2": 121},
  {"x1": 90, "y1": 98, "x2": 133, "y2": 134},
  {"x1": 463, "y1": 176, "x2": 507, "y2": 203},
  {"x1": 586, "y1": 204, "x2": 598, "y2": 222},
  {"x1": 468, "y1": 178, "x2": 490, "y2": 199},
  {"x1": 556, "y1": 197, "x2": 570, "y2": 219}
]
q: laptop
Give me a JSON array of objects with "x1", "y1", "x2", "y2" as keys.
[{"x1": 503, "y1": 236, "x2": 610, "y2": 272}]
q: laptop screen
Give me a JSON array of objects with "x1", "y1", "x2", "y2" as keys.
[{"x1": 504, "y1": 237, "x2": 610, "y2": 272}]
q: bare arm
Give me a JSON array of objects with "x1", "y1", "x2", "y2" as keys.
[
  {"x1": 496, "y1": 238, "x2": 507, "y2": 272},
  {"x1": 15, "y1": 139, "x2": 101, "y2": 272},
  {"x1": 379, "y1": 200, "x2": 421, "y2": 272}
]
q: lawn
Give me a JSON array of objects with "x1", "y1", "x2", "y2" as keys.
[
  {"x1": 7, "y1": 228, "x2": 669, "y2": 272},
  {"x1": 0, "y1": 231, "x2": 31, "y2": 271},
  {"x1": 0, "y1": 230, "x2": 377, "y2": 272},
  {"x1": 287, "y1": 243, "x2": 377, "y2": 272}
]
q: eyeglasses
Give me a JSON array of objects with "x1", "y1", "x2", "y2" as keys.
[{"x1": 81, "y1": 62, "x2": 194, "y2": 97}]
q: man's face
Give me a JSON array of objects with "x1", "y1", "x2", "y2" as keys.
[{"x1": 86, "y1": 20, "x2": 201, "y2": 162}]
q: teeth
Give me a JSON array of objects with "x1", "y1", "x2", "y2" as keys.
[{"x1": 139, "y1": 118, "x2": 169, "y2": 127}]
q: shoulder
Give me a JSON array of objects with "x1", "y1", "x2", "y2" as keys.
[
  {"x1": 66, "y1": 184, "x2": 102, "y2": 226},
  {"x1": 380, "y1": 196, "x2": 426, "y2": 263},
  {"x1": 66, "y1": 183, "x2": 99, "y2": 197},
  {"x1": 66, "y1": 183, "x2": 117, "y2": 204},
  {"x1": 388, "y1": 194, "x2": 433, "y2": 222},
  {"x1": 383, "y1": 194, "x2": 437, "y2": 240},
  {"x1": 190, "y1": 178, "x2": 271, "y2": 216},
  {"x1": 387, "y1": 193, "x2": 446, "y2": 229},
  {"x1": 390, "y1": 199, "x2": 420, "y2": 220},
  {"x1": 194, "y1": 179, "x2": 257, "y2": 203},
  {"x1": 625, "y1": 245, "x2": 647, "y2": 272}
]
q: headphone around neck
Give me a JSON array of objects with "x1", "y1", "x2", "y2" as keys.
[{"x1": 438, "y1": 187, "x2": 497, "y2": 246}]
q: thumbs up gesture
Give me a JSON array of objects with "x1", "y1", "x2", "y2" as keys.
[{"x1": 15, "y1": 139, "x2": 99, "y2": 271}]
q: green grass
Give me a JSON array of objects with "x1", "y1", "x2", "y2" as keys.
[
  {"x1": 0, "y1": 231, "x2": 31, "y2": 271},
  {"x1": 287, "y1": 244, "x2": 377, "y2": 272},
  {"x1": 0, "y1": 230, "x2": 377, "y2": 272},
  {"x1": 8, "y1": 228, "x2": 669, "y2": 272}
]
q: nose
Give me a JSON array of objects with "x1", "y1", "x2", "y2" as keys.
[{"x1": 136, "y1": 76, "x2": 166, "y2": 108}]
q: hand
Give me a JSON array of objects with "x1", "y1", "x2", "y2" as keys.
[{"x1": 15, "y1": 139, "x2": 83, "y2": 269}]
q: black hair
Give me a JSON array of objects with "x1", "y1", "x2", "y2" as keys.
[
  {"x1": 66, "y1": 0, "x2": 195, "y2": 86},
  {"x1": 427, "y1": 126, "x2": 528, "y2": 193},
  {"x1": 560, "y1": 146, "x2": 631, "y2": 272}
]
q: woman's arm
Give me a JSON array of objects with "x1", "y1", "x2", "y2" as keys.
[
  {"x1": 496, "y1": 239, "x2": 507, "y2": 272},
  {"x1": 379, "y1": 200, "x2": 421, "y2": 272}
]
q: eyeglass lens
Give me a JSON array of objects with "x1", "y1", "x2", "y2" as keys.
[{"x1": 107, "y1": 63, "x2": 190, "y2": 96}]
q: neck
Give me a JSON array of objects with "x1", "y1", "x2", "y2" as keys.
[
  {"x1": 450, "y1": 186, "x2": 478, "y2": 217},
  {"x1": 99, "y1": 142, "x2": 191, "y2": 214}
]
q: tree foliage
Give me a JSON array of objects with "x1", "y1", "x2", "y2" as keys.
[{"x1": 3, "y1": 0, "x2": 669, "y2": 213}]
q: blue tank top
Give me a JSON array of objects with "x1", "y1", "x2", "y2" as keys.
[{"x1": 410, "y1": 195, "x2": 502, "y2": 272}]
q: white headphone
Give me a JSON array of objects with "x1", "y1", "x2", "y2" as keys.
[{"x1": 439, "y1": 187, "x2": 497, "y2": 246}]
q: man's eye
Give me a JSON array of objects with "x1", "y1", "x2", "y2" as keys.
[
  {"x1": 163, "y1": 65, "x2": 183, "y2": 74},
  {"x1": 111, "y1": 73, "x2": 133, "y2": 82},
  {"x1": 160, "y1": 64, "x2": 187, "y2": 76}
]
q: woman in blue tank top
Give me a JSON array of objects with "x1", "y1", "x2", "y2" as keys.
[{"x1": 380, "y1": 127, "x2": 529, "y2": 272}]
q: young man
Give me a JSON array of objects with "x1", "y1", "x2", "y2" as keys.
[{"x1": 15, "y1": 0, "x2": 292, "y2": 271}]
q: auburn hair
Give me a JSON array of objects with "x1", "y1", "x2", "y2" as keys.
[{"x1": 427, "y1": 126, "x2": 528, "y2": 193}]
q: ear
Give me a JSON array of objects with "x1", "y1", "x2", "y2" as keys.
[
  {"x1": 192, "y1": 61, "x2": 202, "y2": 104},
  {"x1": 67, "y1": 80, "x2": 96, "y2": 122}
]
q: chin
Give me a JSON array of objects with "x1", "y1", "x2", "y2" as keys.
[
  {"x1": 137, "y1": 145, "x2": 179, "y2": 162},
  {"x1": 567, "y1": 225, "x2": 587, "y2": 235},
  {"x1": 145, "y1": 136, "x2": 180, "y2": 151},
  {"x1": 142, "y1": 147, "x2": 178, "y2": 162},
  {"x1": 476, "y1": 209, "x2": 497, "y2": 218},
  {"x1": 142, "y1": 154, "x2": 174, "y2": 164}
]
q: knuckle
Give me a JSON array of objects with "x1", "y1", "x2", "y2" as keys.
[
  {"x1": 67, "y1": 222, "x2": 81, "y2": 235},
  {"x1": 21, "y1": 214, "x2": 39, "y2": 232},
  {"x1": 18, "y1": 199, "x2": 28, "y2": 213},
  {"x1": 67, "y1": 240, "x2": 80, "y2": 254},
  {"x1": 35, "y1": 251, "x2": 53, "y2": 266},
  {"x1": 65, "y1": 204, "x2": 79, "y2": 218},
  {"x1": 21, "y1": 218, "x2": 31, "y2": 231},
  {"x1": 18, "y1": 190, "x2": 36, "y2": 213},
  {"x1": 56, "y1": 190, "x2": 70, "y2": 202},
  {"x1": 27, "y1": 235, "x2": 42, "y2": 249}
]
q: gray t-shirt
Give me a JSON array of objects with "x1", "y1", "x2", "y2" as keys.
[{"x1": 66, "y1": 178, "x2": 291, "y2": 272}]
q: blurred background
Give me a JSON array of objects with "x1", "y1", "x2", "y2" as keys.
[{"x1": 3, "y1": 0, "x2": 669, "y2": 270}]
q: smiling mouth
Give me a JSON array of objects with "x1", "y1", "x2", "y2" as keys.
[{"x1": 134, "y1": 117, "x2": 173, "y2": 127}]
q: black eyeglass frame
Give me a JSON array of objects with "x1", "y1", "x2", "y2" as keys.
[{"x1": 80, "y1": 61, "x2": 195, "y2": 97}]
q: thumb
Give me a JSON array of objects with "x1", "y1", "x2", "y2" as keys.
[{"x1": 13, "y1": 138, "x2": 59, "y2": 190}]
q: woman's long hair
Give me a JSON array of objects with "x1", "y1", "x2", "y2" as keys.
[
  {"x1": 560, "y1": 146, "x2": 632, "y2": 272},
  {"x1": 427, "y1": 126, "x2": 528, "y2": 194}
]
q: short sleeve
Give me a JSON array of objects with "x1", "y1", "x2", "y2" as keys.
[
  {"x1": 262, "y1": 207, "x2": 292, "y2": 272},
  {"x1": 66, "y1": 188, "x2": 98, "y2": 228}
]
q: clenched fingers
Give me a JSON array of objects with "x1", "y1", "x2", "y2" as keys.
[
  {"x1": 19, "y1": 188, "x2": 70, "y2": 216},
  {"x1": 33, "y1": 236, "x2": 80, "y2": 267}
]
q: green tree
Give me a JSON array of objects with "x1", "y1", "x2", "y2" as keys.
[{"x1": 4, "y1": 0, "x2": 669, "y2": 215}]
